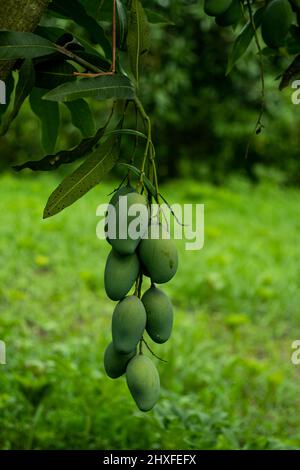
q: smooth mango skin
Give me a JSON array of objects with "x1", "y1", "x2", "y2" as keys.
[
  {"x1": 104, "y1": 342, "x2": 136, "y2": 379},
  {"x1": 204, "y1": 0, "x2": 232, "y2": 16},
  {"x1": 112, "y1": 296, "x2": 146, "y2": 354},
  {"x1": 138, "y1": 225, "x2": 178, "y2": 284},
  {"x1": 262, "y1": 0, "x2": 293, "y2": 48},
  {"x1": 215, "y1": 0, "x2": 242, "y2": 27},
  {"x1": 106, "y1": 186, "x2": 135, "y2": 244},
  {"x1": 104, "y1": 249, "x2": 140, "y2": 301},
  {"x1": 126, "y1": 355, "x2": 160, "y2": 412},
  {"x1": 142, "y1": 286, "x2": 173, "y2": 344},
  {"x1": 109, "y1": 193, "x2": 148, "y2": 256}
]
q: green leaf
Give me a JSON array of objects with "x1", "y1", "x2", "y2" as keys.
[
  {"x1": 226, "y1": 8, "x2": 265, "y2": 75},
  {"x1": 43, "y1": 136, "x2": 120, "y2": 218},
  {"x1": 30, "y1": 88, "x2": 60, "y2": 153},
  {"x1": 119, "y1": 163, "x2": 157, "y2": 197},
  {"x1": 103, "y1": 128, "x2": 147, "y2": 140},
  {"x1": 14, "y1": 123, "x2": 108, "y2": 172},
  {"x1": 49, "y1": 0, "x2": 111, "y2": 57},
  {"x1": 0, "y1": 32, "x2": 57, "y2": 60},
  {"x1": 0, "y1": 60, "x2": 35, "y2": 136},
  {"x1": 145, "y1": 9, "x2": 174, "y2": 25},
  {"x1": 116, "y1": 0, "x2": 128, "y2": 49},
  {"x1": 43, "y1": 74, "x2": 135, "y2": 102},
  {"x1": 65, "y1": 99, "x2": 95, "y2": 138},
  {"x1": 35, "y1": 59, "x2": 76, "y2": 90},
  {"x1": 127, "y1": 0, "x2": 151, "y2": 84}
]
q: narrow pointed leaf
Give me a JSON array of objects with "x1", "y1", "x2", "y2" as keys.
[
  {"x1": 116, "y1": 0, "x2": 128, "y2": 49},
  {"x1": 43, "y1": 137, "x2": 120, "y2": 218},
  {"x1": 127, "y1": 0, "x2": 151, "y2": 83},
  {"x1": 65, "y1": 99, "x2": 95, "y2": 138},
  {"x1": 0, "y1": 32, "x2": 57, "y2": 60},
  {"x1": 42, "y1": 74, "x2": 135, "y2": 102},
  {"x1": 145, "y1": 9, "x2": 175, "y2": 25}
]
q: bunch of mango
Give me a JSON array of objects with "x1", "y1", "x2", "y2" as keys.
[
  {"x1": 204, "y1": 0, "x2": 298, "y2": 50},
  {"x1": 103, "y1": 186, "x2": 178, "y2": 411}
]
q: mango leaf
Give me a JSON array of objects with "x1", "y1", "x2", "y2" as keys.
[
  {"x1": 43, "y1": 74, "x2": 135, "y2": 102},
  {"x1": 49, "y1": 0, "x2": 111, "y2": 57},
  {"x1": 119, "y1": 163, "x2": 157, "y2": 197},
  {"x1": 14, "y1": 123, "x2": 108, "y2": 172},
  {"x1": 0, "y1": 60, "x2": 35, "y2": 136},
  {"x1": 145, "y1": 9, "x2": 174, "y2": 25},
  {"x1": 103, "y1": 128, "x2": 147, "y2": 140},
  {"x1": 30, "y1": 88, "x2": 60, "y2": 153},
  {"x1": 35, "y1": 59, "x2": 76, "y2": 90},
  {"x1": 127, "y1": 0, "x2": 151, "y2": 84},
  {"x1": 226, "y1": 8, "x2": 265, "y2": 75},
  {"x1": 0, "y1": 73, "x2": 14, "y2": 125},
  {"x1": 65, "y1": 99, "x2": 95, "y2": 137},
  {"x1": 0, "y1": 32, "x2": 57, "y2": 60},
  {"x1": 43, "y1": 136, "x2": 120, "y2": 218},
  {"x1": 116, "y1": 0, "x2": 128, "y2": 50}
]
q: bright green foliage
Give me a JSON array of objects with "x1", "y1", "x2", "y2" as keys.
[
  {"x1": 142, "y1": 286, "x2": 173, "y2": 344},
  {"x1": 104, "y1": 342, "x2": 136, "y2": 379},
  {"x1": 104, "y1": 250, "x2": 140, "y2": 301},
  {"x1": 261, "y1": 0, "x2": 293, "y2": 48},
  {"x1": 112, "y1": 296, "x2": 146, "y2": 354},
  {"x1": 138, "y1": 224, "x2": 178, "y2": 284},
  {"x1": 126, "y1": 355, "x2": 160, "y2": 412}
]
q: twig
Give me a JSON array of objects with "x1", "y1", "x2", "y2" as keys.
[{"x1": 142, "y1": 338, "x2": 167, "y2": 363}]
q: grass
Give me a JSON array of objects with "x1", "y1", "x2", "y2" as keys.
[{"x1": 0, "y1": 172, "x2": 300, "y2": 450}]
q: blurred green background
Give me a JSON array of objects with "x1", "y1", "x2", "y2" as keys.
[{"x1": 1, "y1": 0, "x2": 300, "y2": 450}]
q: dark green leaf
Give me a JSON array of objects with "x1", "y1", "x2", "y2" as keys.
[
  {"x1": 49, "y1": 0, "x2": 111, "y2": 57},
  {"x1": 226, "y1": 8, "x2": 265, "y2": 75},
  {"x1": 0, "y1": 31, "x2": 57, "y2": 60},
  {"x1": 65, "y1": 99, "x2": 95, "y2": 137},
  {"x1": 0, "y1": 60, "x2": 35, "y2": 136},
  {"x1": 119, "y1": 163, "x2": 157, "y2": 197},
  {"x1": 43, "y1": 136, "x2": 120, "y2": 218},
  {"x1": 127, "y1": 0, "x2": 151, "y2": 83},
  {"x1": 14, "y1": 124, "x2": 107, "y2": 172},
  {"x1": 43, "y1": 74, "x2": 135, "y2": 102},
  {"x1": 30, "y1": 88, "x2": 60, "y2": 153},
  {"x1": 35, "y1": 59, "x2": 76, "y2": 90},
  {"x1": 104, "y1": 128, "x2": 147, "y2": 139},
  {"x1": 116, "y1": 0, "x2": 128, "y2": 49}
]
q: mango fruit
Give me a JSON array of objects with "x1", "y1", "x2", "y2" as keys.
[
  {"x1": 215, "y1": 0, "x2": 242, "y2": 27},
  {"x1": 108, "y1": 193, "x2": 148, "y2": 255},
  {"x1": 204, "y1": 0, "x2": 232, "y2": 17},
  {"x1": 142, "y1": 286, "x2": 173, "y2": 344},
  {"x1": 261, "y1": 0, "x2": 293, "y2": 48},
  {"x1": 112, "y1": 295, "x2": 146, "y2": 354},
  {"x1": 126, "y1": 355, "x2": 160, "y2": 411},
  {"x1": 138, "y1": 224, "x2": 178, "y2": 284},
  {"x1": 104, "y1": 249, "x2": 140, "y2": 301},
  {"x1": 106, "y1": 186, "x2": 135, "y2": 244},
  {"x1": 104, "y1": 342, "x2": 136, "y2": 379}
]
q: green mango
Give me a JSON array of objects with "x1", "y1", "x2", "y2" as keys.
[
  {"x1": 262, "y1": 0, "x2": 293, "y2": 48},
  {"x1": 104, "y1": 342, "x2": 136, "y2": 379},
  {"x1": 204, "y1": 0, "x2": 232, "y2": 17},
  {"x1": 106, "y1": 186, "x2": 135, "y2": 243},
  {"x1": 126, "y1": 355, "x2": 160, "y2": 412},
  {"x1": 108, "y1": 192, "x2": 148, "y2": 255},
  {"x1": 112, "y1": 296, "x2": 146, "y2": 354},
  {"x1": 142, "y1": 286, "x2": 173, "y2": 344},
  {"x1": 215, "y1": 0, "x2": 242, "y2": 27},
  {"x1": 138, "y1": 224, "x2": 178, "y2": 284},
  {"x1": 104, "y1": 249, "x2": 140, "y2": 301}
]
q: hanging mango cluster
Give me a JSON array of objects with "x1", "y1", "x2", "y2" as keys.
[{"x1": 103, "y1": 185, "x2": 178, "y2": 412}]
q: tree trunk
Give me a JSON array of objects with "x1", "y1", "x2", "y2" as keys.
[{"x1": 0, "y1": 0, "x2": 50, "y2": 79}]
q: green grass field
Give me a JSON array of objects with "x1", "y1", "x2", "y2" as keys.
[{"x1": 0, "y1": 172, "x2": 300, "y2": 450}]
